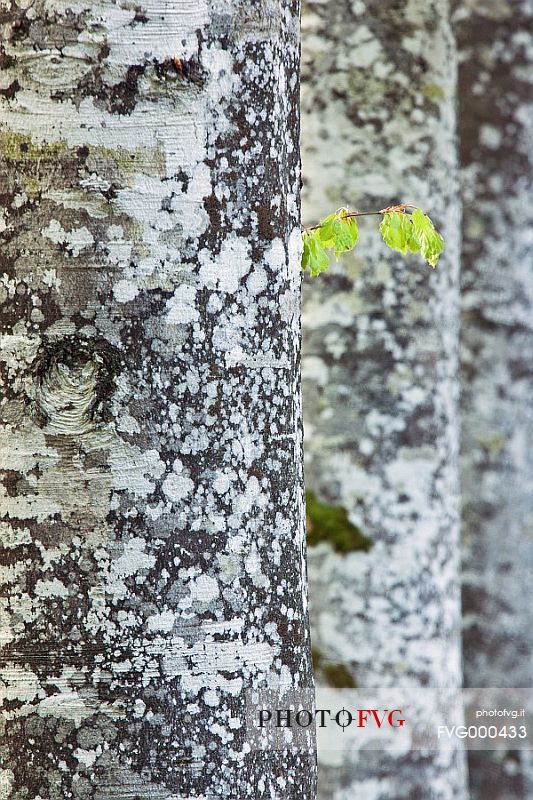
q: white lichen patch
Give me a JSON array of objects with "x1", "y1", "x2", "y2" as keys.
[
  {"x1": 165, "y1": 284, "x2": 200, "y2": 325},
  {"x1": 146, "y1": 610, "x2": 177, "y2": 633},
  {"x1": 0, "y1": 770, "x2": 14, "y2": 799},
  {"x1": 41, "y1": 219, "x2": 94, "y2": 256},
  {"x1": 0, "y1": 665, "x2": 42, "y2": 704},
  {"x1": 113, "y1": 279, "x2": 139, "y2": 303},
  {"x1": 37, "y1": 692, "x2": 93, "y2": 727},
  {"x1": 198, "y1": 235, "x2": 252, "y2": 293},
  {"x1": 162, "y1": 459, "x2": 194, "y2": 503},
  {"x1": 188, "y1": 574, "x2": 220, "y2": 604},
  {"x1": 110, "y1": 538, "x2": 155, "y2": 579},
  {"x1": 73, "y1": 748, "x2": 98, "y2": 769},
  {"x1": 34, "y1": 577, "x2": 69, "y2": 599},
  {"x1": 0, "y1": 523, "x2": 32, "y2": 549},
  {"x1": 99, "y1": 433, "x2": 166, "y2": 497}
]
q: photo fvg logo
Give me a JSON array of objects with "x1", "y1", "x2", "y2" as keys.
[
  {"x1": 258, "y1": 707, "x2": 405, "y2": 731},
  {"x1": 354, "y1": 709, "x2": 405, "y2": 729}
]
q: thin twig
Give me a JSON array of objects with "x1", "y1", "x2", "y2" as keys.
[
  {"x1": 305, "y1": 211, "x2": 381, "y2": 231},
  {"x1": 303, "y1": 203, "x2": 418, "y2": 232}
]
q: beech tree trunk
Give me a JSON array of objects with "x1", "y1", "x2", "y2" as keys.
[
  {"x1": 301, "y1": 1, "x2": 467, "y2": 797},
  {"x1": 0, "y1": 2, "x2": 316, "y2": 798},
  {"x1": 455, "y1": 3, "x2": 533, "y2": 798}
]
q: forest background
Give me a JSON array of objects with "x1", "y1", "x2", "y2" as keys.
[{"x1": 300, "y1": 1, "x2": 533, "y2": 799}]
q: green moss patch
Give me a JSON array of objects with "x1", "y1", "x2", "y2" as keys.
[
  {"x1": 312, "y1": 647, "x2": 357, "y2": 689},
  {"x1": 306, "y1": 490, "x2": 372, "y2": 554},
  {"x1": 0, "y1": 131, "x2": 67, "y2": 161},
  {"x1": 423, "y1": 83, "x2": 445, "y2": 102}
]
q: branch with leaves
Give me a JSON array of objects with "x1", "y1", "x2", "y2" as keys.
[{"x1": 301, "y1": 204, "x2": 444, "y2": 276}]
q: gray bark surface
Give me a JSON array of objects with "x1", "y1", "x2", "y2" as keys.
[
  {"x1": 300, "y1": 1, "x2": 467, "y2": 797},
  {"x1": 455, "y1": 2, "x2": 533, "y2": 797},
  {"x1": 0, "y1": 2, "x2": 316, "y2": 798}
]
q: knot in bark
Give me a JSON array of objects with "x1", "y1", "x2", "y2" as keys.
[{"x1": 29, "y1": 336, "x2": 120, "y2": 434}]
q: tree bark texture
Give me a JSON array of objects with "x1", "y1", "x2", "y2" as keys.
[
  {"x1": 0, "y1": 2, "x2": 316, "y2": 798},
  {"x1": 301, "y1": 1, "x2": 467, "y2": 798},
  {"x1": 454, "y1": 2, "x2": 533, "y2": 798}
]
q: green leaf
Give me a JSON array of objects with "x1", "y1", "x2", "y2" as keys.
[
  {"x1": 302, "y1": 230, "x2": 330, "y2": 276},
  {"x1": 406, "y1": 222, "x2": 421, "y2": 254},
  {"x1": 302, "y1": 232, "x2": 311, "y2": 272},
  {"x1": 334, "y1": 210, "x2": 359, "y2": 257},
  {"x1": 379, "y1": 211, "x2": 413, "y2": 254},
  {"x1": 410, "y1": 208, "x2": 444, "y2": 267},
  {"x1": 316, "y1": 213, "x2": 338, "y2": 247},
  {"x1": 302, "y1": 204, "x2": 444, "y2": 275},
  {"x1": 316, "y1": 209, "x2": 359, "y2": 259}
]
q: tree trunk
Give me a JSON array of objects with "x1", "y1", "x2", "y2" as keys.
[
  {"x1": 301, "y1": 0, "x2": 467, "y2": 797},
  {"x1": 0, "y1": 2, "x2": 316, "y2": 798},
  {"x1": 455, "y1": 3, "x2": 533, "y2": 798}
]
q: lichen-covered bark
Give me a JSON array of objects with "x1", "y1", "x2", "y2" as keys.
[
  {"x1": 300, "y1": 1, "x2": 467, "y2": 798},
  {"x1": 454, "y1": 2, "x2": 533, "y2": 798},
  {"x1": 0, "y1": 2, "x2": 316, "y2": 798}
]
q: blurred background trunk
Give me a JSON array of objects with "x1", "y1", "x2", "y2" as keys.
[
  {"x1": 300, "y1": 1, "x2": 467, "y2": 798},
  {"x1": 454, "y1": 2, "x2": 533, "y2": 798}
]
